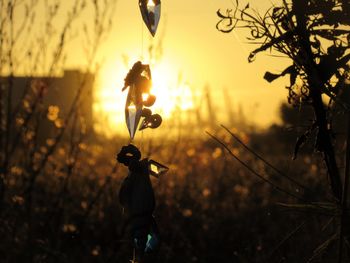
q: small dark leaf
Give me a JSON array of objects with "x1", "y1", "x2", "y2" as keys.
[
  {"x1": 290, "y1": 70, "x2": 297, "y2": 87},
  {"x1": 272, "y1": 7, "x2": 283, "y2": 19},
  {"x1": 263, "y1": 65, "x2": 295, "y2": 83},
  {"x1": 264, "y1": 72, "x2": 281, "y2": 82},
  {"x1": 293, "y1": 124, "x2": 317, "y2": 159},
  {"x1": 310, "y1": 39, "x2": 321, "y2": 50},
  {"x1": 248, "y1": 52, "x2": 256, "y2": 63},
  {"x1": 280, "y1": 65, "x2": 295, "y2": 76}
]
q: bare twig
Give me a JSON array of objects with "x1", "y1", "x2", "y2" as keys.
[
  {"x1": 207, "y1": 131, "x2": 308, "y2": 202},
  {"x1": 338, "y1": 111, "x2": 350, "y2": 262},
  {"x1": 221, "y1": 124, "x2": 309, "y2": 191}
]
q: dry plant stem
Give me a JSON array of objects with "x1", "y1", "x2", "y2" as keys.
[
  {"x1": 1, "y1": 0, "x2": 37, "y2": 175},
  {"x1": 293, "y1": 0, "x2": 342, "y2": 202},
  {"x1": 38, "y1": 0, "x2": 114, "y2": 172},
  {"x1": 7, "y1": 0, "x2": 84, "y2": 165},
  {"x1": 0, "y1": 85, "x2": 3, "y2": 157},
  {"x1": 338, "y1": 112, "x2": 350, "y2": 262},
  {"x1": 0, "y1": 0, "x2": 7, "y2": 163},
  {"x1": 0, "y1": 0, "x2": 15, "y2": 210},
  {"x1": 6, "y1": 1, "x2": 112, "y2": 258},
  {"x1": 11, "y1": 0, "x2": 49, "y2": 120},
  {"x1": 217, "y1": 1, "x2": 349, "y2": 260},
  {"x1": 51, "y1": 112, "x2": 82, "y2": 251},
  {"x1": 207, "y1": 132, "x2": 315, "y2": 204},
  {"x1": 48, "y1": 0, "x2": 83, "y2": 76},
  {"x1": 23, "y1": 61, "x2": 87, "y2": 263},
  {"x1": 24, "y1": 110, "x2": 44, "y2": 262},
  {"x1": 78, "y1": 175, "x2": 112, "y2": 233},
  {"x1": 24, "y1": 0, "x2": 112, "y2": 209},
  {"x1": 9, "y1": 86, "x2": 43, "y2": 158},
  {"x1": 0, "y1": 0, "x2": 117, "y2": 261},
  {"x1": 23, "y1": 0, "x2": 85, "y2": 212},
  {"x1": 221, "y1": 124, "x2": 310, "y2": 192},
  {"x1": 218, "y1": 0, "x2": 347, "y2": 202},
  {"x1": 4, "y1": 0, "x2": 15, "y2": 177},
  {"x1": 169, "y1": 103, "x2": 184, "y2": 164},
  {"x1": 267, "y1": 221, "x2": 306, "y2": 261}
]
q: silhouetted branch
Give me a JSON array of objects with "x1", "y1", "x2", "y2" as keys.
[
  {"x1": 207, "y1": 131, "x2": 310, "y2": 203},
  {"x1": 221, "y1": 124, "x2": 309, "y2": 192}
]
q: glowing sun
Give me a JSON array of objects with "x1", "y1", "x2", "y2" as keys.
[{"x1": 93, "y1": 59, "x2": 194, "y2": 136}]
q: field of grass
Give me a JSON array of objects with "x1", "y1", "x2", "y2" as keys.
[{"x1": 1, "y1": 125, "x2": 343, "y2": 263}]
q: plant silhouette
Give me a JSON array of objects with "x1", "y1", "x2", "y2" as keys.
[{"x1": 217, "y1": 0, "x2": 350, "y2": 261}]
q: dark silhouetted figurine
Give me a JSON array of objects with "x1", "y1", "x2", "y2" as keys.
[
  {"x1": 122, "y1": 61, "x2": 152, "y2": 92},
  {"x1": 122, "y1": 61, "x2": 160, "y2": 139},
  {"x1": 117, "y1": 144, "x2": 159, "y2": 263}
]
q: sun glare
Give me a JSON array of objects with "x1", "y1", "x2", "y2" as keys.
[
  {"x1": 94, "y1": 59, "x2": 195, "y2": 136},
  {"x1": 147, "y1": 0, "x2": 155, "y2": 7}
]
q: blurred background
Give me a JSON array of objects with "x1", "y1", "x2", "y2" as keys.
[{"x1": 0, "y1": 0, "x2": 349, "y2": 262}]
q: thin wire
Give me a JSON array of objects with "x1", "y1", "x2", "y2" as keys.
[
  {"x1": 141, "y1": 130, "x2": 144, "y2": 154},
  {"x1": 141, "y1": 20, "x2": 144, "y2": 60},
  {"x1": 140, "y1": 8, "x2": 144, "y2": 152}
]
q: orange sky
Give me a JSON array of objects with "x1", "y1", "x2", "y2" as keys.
[{"x1": 14, "y1": 0, "x2": 292, "y2": 135}]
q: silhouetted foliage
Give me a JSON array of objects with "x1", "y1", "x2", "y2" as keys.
[
  {"x1": 217, "y1": 0, "x2": 349, "y2": 196},
  {"x1": 0, "y1": 1, "x2": 116, "y2": 262},
  {"x1": 217, "y1": 0, "x2": 350, "y2": 261}
]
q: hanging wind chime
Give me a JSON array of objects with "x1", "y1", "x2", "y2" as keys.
[{"x1": 116, "y1": 1, "x2": 168, "y2": 262}]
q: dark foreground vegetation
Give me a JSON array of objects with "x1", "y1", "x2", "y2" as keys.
[
  {"x1": 1, "y1": 0, "x2": 350, "y2": 262},
  {"x1": 0, "y1": 121, "x2": 348, "y2": 262}
]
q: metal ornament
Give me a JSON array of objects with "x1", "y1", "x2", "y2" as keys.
[
  {"x1": 148, "y1": 159, "x2": 169, "y2": 178},
  {"x1": 139, "y1": 113, "x2": 162, "y2": 131},
  {"x1": 122, "y1": 61, "x2": 154, "y2": 139},
  {"x1": 139, "y1": 0, "x2": 161, "y2": 37}
]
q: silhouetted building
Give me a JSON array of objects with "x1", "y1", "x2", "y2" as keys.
[{"x1": 0, "y1": 70, "x2": 94, "y2": 142}]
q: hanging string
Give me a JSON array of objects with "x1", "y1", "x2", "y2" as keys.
[
  {"x1": 141, "y1": 11, "x2": 144, "y2": 61},
  {"x1": 141, "y1": 130, "x2": 144, "y2": 154},
  {"x1": 140, "y1": 6, "x2": 145, "y2": 152}
]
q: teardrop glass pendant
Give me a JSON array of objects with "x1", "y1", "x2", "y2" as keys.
[
  {"x1": 139, "y1": 0, "x2": 161, "y2": 37},
  {"x1": 125, "y1": 84, "x2": 143, "y2": 139}
]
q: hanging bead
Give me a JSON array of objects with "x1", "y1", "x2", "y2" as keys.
[{"x1": 139, "y1": 0, "x2": 161, "y2": 37}]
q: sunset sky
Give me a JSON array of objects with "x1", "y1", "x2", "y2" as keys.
[
  {"x1": 89, "y1": 0, "x2": 291, "y2": 134},
  {"x1": 11, "y1": 0, "x2": 292, "y2": 135}
]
